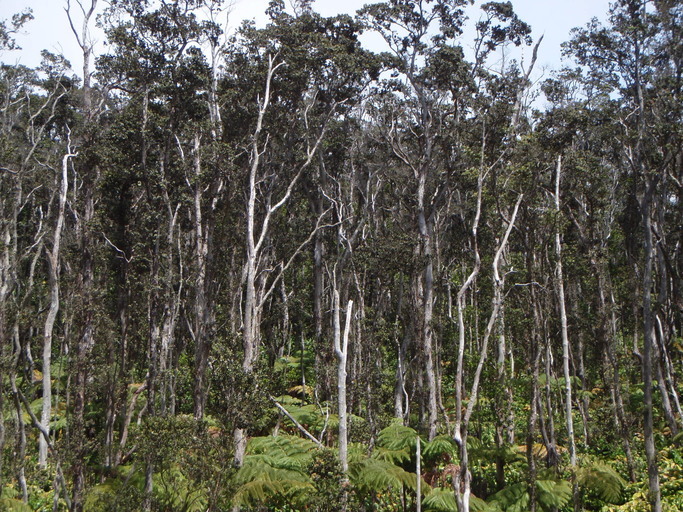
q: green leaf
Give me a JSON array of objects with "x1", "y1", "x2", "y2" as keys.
[
  {"x1": 489, "y1": 482, "x2": 529, "y2": 512},
  {"x1": 576, "y1": 460, "x2": 626, "y2": 503},
  {"x1": 424, "y1": 435, "x2": 458, "y2": 459},
  {"x1": 489, "y1": 478, "x2": 571, "y2": 512},
  {"x1": 535, "y1": 479, "x2": 572, "y2": 511},
  {"x1": 424, "y1": 487, "x2": 499, "y2": 512},
  {"x1": 423, "y1": 487, "x2": 458, "y2": 511},
  {"x1": 377, "y1": 422, "x2": 418, "y2": 451},
  {"x1": 0, "y1": 498, "x2": 32, "y2": 512},
  {"x1": 349, "y1": 458, "x2": 426, "y2": 494}
]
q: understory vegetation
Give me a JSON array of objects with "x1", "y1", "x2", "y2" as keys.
[{"x1": 1, "y1": 0, "x2": 682, "y2": 511}]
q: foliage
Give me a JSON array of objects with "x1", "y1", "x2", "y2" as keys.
[
  {"x1": 577, "y1": 457, "x2": 627, "y2": 504},
  {"x1": 486, "y1": 471, "x2": 573, "y2": 512},
  {"x1": 0, "y1": 498, "x2": 32, "y2": 512},
  {"x1": 1, "y1": 0, "x2": 682, "y2": 511},
  {"x1": 232, "y1": 434, "x2": 318, "y2": 508},
  {"x1": 423, "y1": 487, "x2": 495, "y2": 512}
]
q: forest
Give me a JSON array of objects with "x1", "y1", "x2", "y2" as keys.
[{"x1": 0, "y1": 0, "x2": 682, "y2": 511}]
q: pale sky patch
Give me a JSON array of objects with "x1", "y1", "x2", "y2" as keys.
[{"x1": 1, "y1": 0, "x2": 611, "y2": 78}]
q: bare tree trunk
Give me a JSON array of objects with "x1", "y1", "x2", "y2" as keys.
[
  {"x1": 598, "y1": 267, "x2": 636, "y2": 481},
  {"x1": 233, "y1": 55, "x2": 332, "y2": 469},
  {"x1": 453, "y1": 165, "x2": 483, "y2": 512},
  {"x1": 394, "y1": 277, "x2": 409, "y2": 420},
  {"x1": 233, "y1": 56, "x2": 285, "y2": 468},
  {"x1": 66, "y1": 4, "x2": 98, "y2": 509},
  {"x1": 333, "y1": 288, "x2": 353, "y2": 478},
  {"x1": 494, "y1": 296, "x2": 511, "y2": 490},
  {"x1": 553, "y1": 156, "x2": 578, "y2": 510},
  {"x1": 39, "y1": 149, "x2": 75, "y2": 467},
  {"x1": 312, "y1": 194, "x2": 328, "y2": 398},
  {"x1": 543, "y1": 336, "x2": 559, "y2": 469},
  {"x1": 416, "y1": 435, "x2": 422, "y2": 512},
  {"x1": 415, "y1": 171, "x2": 438, "y2": 440},
  {"x1": 641, "y1": 179, "x2": 662, "y2": 512},
  {"x1": 192, "y1": 132, "x2": 215, "y2": 420},
  {"x1": 654, "y1": 316, "x2": 680, "y2": 434},
  {"x1": 0, "y1": 176, "x2": 12, "y2": 490},
  {"x1": 527, "y1": 251, "x2": 543, "y2": 512},
  {"x1": 455, "y1": 195, "x2": 522, "y2": 512},
  {"x1": 11, "y1": 326, "x2": 28, "y2": 503}
]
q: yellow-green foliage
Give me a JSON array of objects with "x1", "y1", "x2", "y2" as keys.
[
  {"x1": 488, "y1": 475, "x2": 572, "y2": 512},
  {"x1": 423, "y1": 487, "x2": 496, "y2": 512},
  {"x1": 232, "y1": 434, "x2": 319, "y2": 508},
  {"x1": 0, "y1": 498, "x2": 32, "y2": 512}
]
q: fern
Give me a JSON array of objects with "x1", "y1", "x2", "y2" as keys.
[
  {"x1": 272, "y1": 398, "x2": 340, "y2": 432},
  {"x1": 233, "y1": 434, "x2": 319, "y2": 508},
  {"x1": 423, "y1": 487, "x2": 458, "y2": 512},
  {"x1": 377, "y1": 422, "x2": 418, "y2": 452},
  {"x1": 370, "y1": 422, "x2": 422, "y2": 467},
  {"x1": 155, "y1": 464, "x2": 209, "y2": 512},
  {"x1": 236, "y1": 456, "x2": 312, "y2": 484},
  {"x1": 576, "y1": 459, "x2": 627, "y2": 503},
  {"x1": 535, "y1": 478, "x2": 572, "y2": 511},
  {"x1": 83, "y1": 465, "x2": 146, "y2": 511},
  {"x1": 489, "y1": 482, "x2": 529, "y2": 512},
  {"x1": 248, "y1": 433, "x2": 319, "y2": 460},
  {"x1": 374, "y1": 446, "x2": 413, "y2": 465},
  {"x1": 489, "y1": 476, "x2": 571, "y2": 512},
  {"x1": 233, "y1": 478, "x2": 314, "y2": 508},
  {"x1": 424, "y1": 435, "x2": 458, "y2": 460},
  {"x1": 348, "y1": 442, "x2": 368, "y2": 463},
  {"x1": 423, "y1": 487, "x2": 498, "y2": 512},
  {"x1": 467, "y1": 436, "x2": 525, "y2": 465},
  {"x1": 349, "y1": 458, "x2": 425, "y2": 494}
]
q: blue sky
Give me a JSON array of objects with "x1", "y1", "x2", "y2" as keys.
[{"x1": 1, "y1": 0, "x2": 612, "y2": 77}]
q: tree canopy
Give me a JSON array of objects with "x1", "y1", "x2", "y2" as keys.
[{"x1": 1, "y1": 1, "x2": 682, "y2": 511}]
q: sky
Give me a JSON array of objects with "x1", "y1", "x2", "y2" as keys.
[{"x1": 0, "y1": 0, "x2": 612, "y2": 79}]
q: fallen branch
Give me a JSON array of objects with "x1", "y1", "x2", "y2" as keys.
[{"x1": 269, "y1": 396, "x2": 323, "y2": 448}]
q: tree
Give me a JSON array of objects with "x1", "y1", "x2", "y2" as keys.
[{"x1": 565, "y1": 1, "x2": 683, "y2": 509}]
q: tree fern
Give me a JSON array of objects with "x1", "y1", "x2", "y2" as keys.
[
  {"x1": 155, "y1": 465, "x2": 208, "y2": 512},
  {"x1": 535, "y1": 478, "x2": 572, "y2": 511},
  {"x1": 233, "y1": 434, "x2": 319, "y2": 508},
  {"x1": 423, "y1": 435, "x2": 458, "y2": 460},
  {"x1": 576, "y1": 459, "x2": 627, "y2": 503},
  {"x1": 467, "y1": 436, "x2": 525, "y2": 465},
  {"x1": 423, "y1": 487, "x2": 497, "y2": 512},
  {"x1": 348, "y1": 457, "x2": 424, "y2": 494},
  {"x1": 489, "y1": 475, "x2": 572, "y2": 512},
  {"x1": 377, "y1": 422, "x2": 419, "y2": 452},
  {"x1": 233, "y1": 475, "x2": 314, "y2": 508},
  {"x1": 373, "y1": 446, "x2": 414, "y2": 465},
  {"x1": 371, "y1": 422, "x2": 423, "y2": 467},
  {"x1": 248, "y1": 433, "x2": 319, "y2": 461},
  {"x1": 273, "y1": 396, "x2": 340, "y2": 432},
  {"x1": 236, "y1": 455, "x2": 313, "y2": 483},
  {"x1": 348, "y1": 441, "x2": 369, "y2": 463},
  {"x1": 489, "y1": 482, "x2": 530, "y2": 512}
]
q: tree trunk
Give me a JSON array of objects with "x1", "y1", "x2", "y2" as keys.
[
  {"x1": 527, "y1": 251, "x2": 543, "y2": 512},
  {"x1": 39, "y1": 150, "x2": 73, "y2": 467},
  {"x1": 553, "y1": 156, "x2": 578, "y2": 510},
  {"x1": 334, "y1": 289, "x2": 353, "y2": 477},
  {"x1": 455, "y1": 195, "x2": 522, "y2": 512},
  {"x1": 192, "y1": 132, "x2": 215, "y2": 421},
  {"x1": 641, "y1": 180, "x2": 662, "y2": 512}
]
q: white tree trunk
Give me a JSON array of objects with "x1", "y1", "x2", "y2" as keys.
[
  {"x1": 334, "y1": 289, "x2": 353, "y2": 474},
  {"x1": 39, "y1": 150, "x2": 74, "y2": 467},
  {"x1": 554, "y1": 155, "x2": 578, "y2": 510}
]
